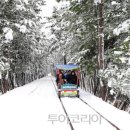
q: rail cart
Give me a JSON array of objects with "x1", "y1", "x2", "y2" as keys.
[{"x1": 55, "y1": 64, "x2": 80, "y2": 98}]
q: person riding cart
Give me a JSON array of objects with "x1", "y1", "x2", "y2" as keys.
[{"x1": 55, "y1": 64, "x2": 80, "y2": 98}]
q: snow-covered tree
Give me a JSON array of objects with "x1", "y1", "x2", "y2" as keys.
[
  {"x1": 48, "y1": 0, "x2": 130, "y2": 111},
  {"x1": 0, "y1": 0, "x2": 48, "y2": 93}
]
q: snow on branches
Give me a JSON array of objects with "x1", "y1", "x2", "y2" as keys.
[{"x1": 3, "y1": 27, "x2": 13, "y2": 43}]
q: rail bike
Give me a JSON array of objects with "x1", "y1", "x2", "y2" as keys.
[{"x1": 55, "y1": 64, "x2": 80, "y2": 98}]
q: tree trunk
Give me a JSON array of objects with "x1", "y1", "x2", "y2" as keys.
[
  {"x1": 63, "y1": 55, "x2": 67, "y2": 64},
  {"x1": 98, "y1": 0, "x2": 104, "y2": 70},
  {"x1": 21, "y1": 72, "x2": 25, "y2": 85},
  {"x1": 80, "y1": 72, "x2": 84, "y2": 90},
  {"x1": 0, "y1": 79, "x2": 4, "y2": 94},
  {"x1": 9, "y1": 71, "x2": 15, "y2": 90},
  {"x1": 82, "y1": 72, "x2": 86, "y2": 90},
  {"x1": 97, "y1": 0, "x2": 106, "y2": 100},
  {"x1": 112, "y1": 91, "x2": 120, "y2": 106},
  {"x1": 3, "y1": 79, "x2": 9, "y2": 93}
]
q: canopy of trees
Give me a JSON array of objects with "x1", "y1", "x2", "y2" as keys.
[
  {"x1": 0, "y1": 0, "x2": 130, "y2": 113},
  {"x1": 0, "y1": 0, "x2": 49, "y2": 93},
  {"x1": 48, "y1": 0, "x2": 130, "y2": 112}
]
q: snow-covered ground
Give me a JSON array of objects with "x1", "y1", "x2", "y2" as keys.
[
  {"x1": 80, "y1": 89, "x2": 130, "y2": 130},
  {"x1": 61, "y1": 98, "x2": 116, "y2": 130},
  {"x1": 0, "y1": 77, "x2": 70, "y2": 130},
  {"x1": 0, "y1": 76, "x2": 130, "y2": 130}
]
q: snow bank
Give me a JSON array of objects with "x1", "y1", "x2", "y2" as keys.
[{"x1": 80, "y1": 89, "x2": 130, "y2": 130}]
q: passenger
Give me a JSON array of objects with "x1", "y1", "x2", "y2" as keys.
[
  {"x1": 63, "y1": 71, "x2": 67, "y2": 83},
  {"x1": 65, "y1": 70, "x2": 72, "y2": 84},
  {"x1": 63, "y1": 71, "x2": 67, "y2": 79},
  {"x1": 66, "y1": 71, "x2": 77, "y2": 85},
  {"x1": 56, "y1": 69, "x2": 60, "y2": 85},
  {"x1": 58, "y1": 70, "x2": 64, "y2": 88},
  {"x1": 71, "y1": 71, "x2": 77, "y2": 85}
]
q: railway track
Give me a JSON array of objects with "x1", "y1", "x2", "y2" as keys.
[
  {"x1": 50, "y1": 77, "x2": 120, "y2": 130},
  {"x1": 51, "y1": 77, "x2": 74, "y2": 130},
  {"x1": 78, "y1": 97, "x2": 120, "y2": 130}
]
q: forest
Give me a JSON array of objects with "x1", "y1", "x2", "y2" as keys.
[{"x1": 0, "y1": 0, "x2": 130, "y2": 113}]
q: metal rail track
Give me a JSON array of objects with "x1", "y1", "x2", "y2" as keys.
[
  {"x1": 50, "y1": 77, "x2": 120, "y2": 130},
  {"x1": 50, "y1": 77, "x2": 74, "y2": 130},
  {"x1": 78, "y1": 97, "x2": 120, "y2": 130}
]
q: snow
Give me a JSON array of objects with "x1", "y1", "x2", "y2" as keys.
[
  {"x1": 113, "y1": 19, "x2": 130, "y2": 36},
  {"x1": 111, "y1": 1, "x2": 120, "y2": 5},
  {"x1": 61, "y1": 98, "x2": 116, "y2": 130},
  {"x1": 94, "y1": 0, "x2": 101, "y2": 5},
  {"x1": 98, "y1": 33, "x2": 104, "y2": 38},
  {"x1": 119, "y1": 57, "x2": 127, "y2": 63},
  {"x1": 114, "y1": 51, "x2": 123, "y2": 55},
  {"x1": 0, "y1": 62, "x2": 4, "y2": 72},
  {"x1": 0, "y1": 76, "x2": 130, "y2": 130},
  {"x1": 15, "y1": 23, "x2": 21, "y2": 28},
  {"x1": 0, "y1": 60, "x2": 10, "y2": 73},
  {"x1": 20, "y1": 25, "x2": 27, "y2": 33},
  {"x1": 122, "y1": 8, "x2": 127, "y2": 13},
  {"x1": 23, "y1": 0, "x2": 28, "y2": 4},
  {"x1": 28, "y1": 20, "x2": 35, "y2": 27},
  {"x1": 0, "y1": 73, "x2": 2, "y2": 79},
  {"x1": 16, "y1": 20, "x2": 36, "y2": 28},
  {"x1": 110, "y1": 89, "x2": 116, "y2": 95},
  {"x1": 0, "y1": 77, "x2": 70, "y2": 130},
  {"x1": 2, "y1": 0, "x2": 9, "y2": 2},
  {"x1": 16, "y1": 4, "x2": 26, "y2": 11},
  {"x1": 124, "y1": 36, "x2": 130, "y2": 42},
  {"x1": 108, "y1": 78, "x2": 117, "y2": 87},
  {"x1": 40, "y1": 0, "x2": 69, "y2": 35},
  {"x1": 128, "y1": 59, "x2": 130, "y2": 65},
  {"x1": 80, "y1": 89, "x2": 130, "y2": 130},
  {"x1": 40, "y1": 0, "x2": 59, "y2": 17},
  {"x1": 3, "y1": 27, "x2": 13, "y2": 42}
]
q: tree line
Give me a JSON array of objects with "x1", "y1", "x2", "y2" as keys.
[
  {"x1": 48, "y1": 0, "x2": 130, "y2": 113},
  {"x1": 0, "y1": 0, "x2": 49, "y2": 94}
]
